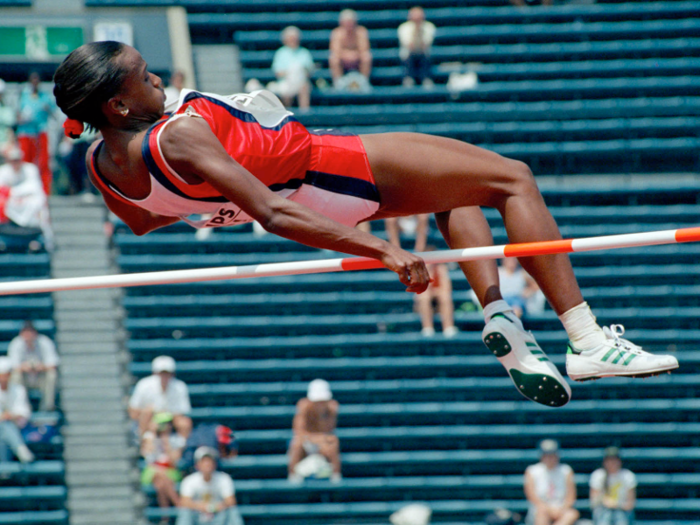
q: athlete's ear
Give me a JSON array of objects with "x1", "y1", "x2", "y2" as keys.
[{"x1": 105, "y1": 96, "x2": 129, "y2": 119}]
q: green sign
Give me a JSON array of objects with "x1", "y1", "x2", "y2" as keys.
[{"x1": 0, "y1": 26, "x2": 83, "y2": 58}]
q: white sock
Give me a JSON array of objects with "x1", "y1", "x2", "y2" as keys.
[
  {"x1": 483, "y1": 299, "x2": 524, "y2": 331},
  {"x1": 558, "y1": 302, "x2": 606, "y2": 352}
]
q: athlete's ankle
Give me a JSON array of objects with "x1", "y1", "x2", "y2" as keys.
[
  {"x1": 483, "y1": 299, "x2": 524, "y2": 331},
  {"x1": 559, "y1": 301, "x2": 605, "y2": 352}
]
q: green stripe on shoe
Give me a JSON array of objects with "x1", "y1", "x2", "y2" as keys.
[
  {"x1": 612, "y1": 351, "x2": 627, "y2": 365},
  {"x1": 601, "y1": 348, "x2": 617, "y2": 362},
  {"x1": 623, "y1": 353, "x2": 637, "y2": 365}
]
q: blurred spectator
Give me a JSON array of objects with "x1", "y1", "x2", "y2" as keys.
[
  {"x1": 287, "y1": 379, "x2": 341, "y2": 483},
  {"x1": 415, "y1": 254, "x2": 458, "y2": 338},
  {"x1": 0, "y1": 147, "x2": 53, "y2": 250},
  {"x1": 180, "y1": 423, "x2": 238, "y2": 473},
  {"x1": 498, "y1": 257, "x2": 546, "y2": 318},
  {"x1": 524, "y1": 439, "x2": 579, "y2": 525},
  {"x1": 0, "y1": 357, "x2": 34, "y2": 463},
  {"x1": 129, "y1": 355, "x2": 193, "y2": 438},
  {"x1": 16, "y1": 72, "x2": 54, "y2": 195},
  {"x1": 141, "y1": 412, "x2": 185, "y2": 516},
  {"x1": 177, "y1": 446, "x2": 244, "y2": 525},
  {"x1": 590, "y1": 447, "x2": 637, "y2": 525},
  {"x1": 510, "y1": 0, "x2": 553, "y2": 6},
  {"x1": 398, "y1": 7, "x2": 436, "y2": 88},
  {"x1": 329, "y1": 9, "x2": 372, "y2": 92},
  {"x1": 385, "y1": 214, "x2": 429, "y2": 253},
  {"x1": 7, "y1": 320, "x2": 59, "y2": 412},
  {"x1": 0, "y1": 79, "x2": 17, "y2": 158},
  {"x1": 57, "y1": 128, "x2": 99, "y2": 199},
  {"x1": 269, "y1": 26, "x2": 314, "y2": 111},
  {"x1": 165, "y1": 70, "x2": 186, "y2": 110}
]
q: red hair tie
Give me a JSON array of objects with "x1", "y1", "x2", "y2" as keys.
[{"x1": 63, "y1": 118, "x2": 84, "y2": 139}]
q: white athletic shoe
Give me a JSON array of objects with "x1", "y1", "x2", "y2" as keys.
[
  {"x1": 482, "y1": 314, "x2": 571, "y2": 407},
  {"x1": 566, "y1": 324, "x2": 679, "y2": 381}
]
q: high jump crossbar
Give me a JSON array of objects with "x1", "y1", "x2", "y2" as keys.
[{"x1": 0, "y1": 226, "x2": 699, "y2": 296}]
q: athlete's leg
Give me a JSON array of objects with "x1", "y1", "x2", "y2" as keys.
[{"x1": 362, "y1": 132, "x2": 582, "y2": 315}]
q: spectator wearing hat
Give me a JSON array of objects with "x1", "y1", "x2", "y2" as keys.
[
  {"x1": 589, "y1": 447, "x2": 637, "y2": 525},
  {"x1": 0, "y1": 357, "x2": 34, "y2": 463},
  {"x1": 7, "y1": 320, "x2": 59, "y2": 411},
  {"x1": 141, "y1": 412, "x2": 186, "y2": 515},
  {"x1": 524, "y1": 439, "x2": 579, "y2": 525},
  {"x1": 177, "y1": 446, "x2": 244, "y2": 525},
  {"x1": 129, "y1": 356, "x2": 192, "y2": 438},
  {"x1": 287, "y1": 379, "x2": 341, "y2": 483},
  {"x1": 180, "y1": 423, "x2": 238, "y2": 473}
]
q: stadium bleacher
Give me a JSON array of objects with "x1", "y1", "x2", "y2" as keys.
[
  {"x1": 75, "y1": 0, "x2": 700, "y2": 523},
  {"x1": 0, "y1": 249, "x2": 67, "y2": 523},
  {"x1": 118, "y1": 180, "x2": 700, "y2": 524}
]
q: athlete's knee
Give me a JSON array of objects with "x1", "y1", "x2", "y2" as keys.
[{"x1": 503, "y1": 159, "x2": 539, "y2": 198}]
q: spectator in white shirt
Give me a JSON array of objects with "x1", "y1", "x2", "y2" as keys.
[
  {"x1": 590, "y1": 447, "x2": 637, "y2": 525},
  {"x1": 524, "y1": 439, "x2": 579, "y2": 525},
  {"x1": 0, "y1": 147, "x2": 53, "y2": 250},
  {"x1": 129, "y1": 356, "x2": 192, "y2": 438},
  {"x1": 397, "y1": 7, "x2": 436, "y2": 88},
  {"x1": 0, "y1": 357, "x2": 34, "y2": 463},
  {"x1": 7, "y1": 320, "x2": 59, "y2": 411},
  {"x1": 177, "y1": 446, "x2": 244, "y2": 525}
]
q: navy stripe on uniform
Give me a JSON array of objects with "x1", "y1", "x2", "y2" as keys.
[
  {"x1": 142, "y1": 123, "x2": 229, "y2": 204},
  {"x1": 269, "y1": 170, "x2": 381, "y2": 203}
]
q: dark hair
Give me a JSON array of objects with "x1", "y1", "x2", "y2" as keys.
[
  {"x1": 53, "y1": 41, "x2": 129, "y2": 129},
  {"x1": 21, "y1": 320, "x2": 36, "y2": 333}
]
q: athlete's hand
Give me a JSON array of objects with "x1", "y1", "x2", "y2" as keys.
[{"x1": 381, "y1": 245, "x2": 430, "y2": 294}]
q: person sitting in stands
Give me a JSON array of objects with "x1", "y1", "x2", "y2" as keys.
[
  {"x1": 287, "y1": 379, "x2": 341, "y2": 483},
  {"x1": 176, "y1": 446, "x2": 244, "y2": 525},
  {"x1": 129, "y1": 355, "x2": 192, "y2": 439}
]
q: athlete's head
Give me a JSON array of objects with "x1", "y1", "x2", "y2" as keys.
[{"x1": 54, "y1": 41, "x2": 165, "y2": 132}]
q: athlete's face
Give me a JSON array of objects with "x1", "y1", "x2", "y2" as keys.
[{"x1": 116, "y1": 46, "x2": 166, "y2": 122}]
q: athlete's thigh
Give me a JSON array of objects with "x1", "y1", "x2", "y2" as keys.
[{"x1": 360, "y1": 132, "x2": 523, "y2": 216}]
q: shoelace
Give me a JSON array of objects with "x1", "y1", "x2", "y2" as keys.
[{"x1": 604, "y1": 324, "x2": 645, "y2": 355}]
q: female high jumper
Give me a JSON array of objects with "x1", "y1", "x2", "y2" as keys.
[{"x1": 53, "y1": 42, "x2": 677, "y2": 408}]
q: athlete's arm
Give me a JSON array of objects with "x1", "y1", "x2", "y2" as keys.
[
  {"x1": 85, "y1": 144, "x2": 180, "y2": 236},
  {"x1": 160, "y1": 117, "x2": 430, "y2": 292}
]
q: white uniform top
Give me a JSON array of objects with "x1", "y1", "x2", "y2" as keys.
[
  {"x1": 526, "y1": 461, "x2": 574, "y2": 506},
  {"x1": 397, "y1": 19, "x2": 436, "y2": 60},
  {"x1": 7, "y1": 333, "x2": 60, "y2": 368},
  {"x1": 180, "y1": 471, "x2": 236, "y2": 503},
  {"x1": 129, "y1": 374, "x2": 191, "y2": 415},
  {"x1": 0, "y1": 383, "x2": 31, "y2": 420},
  {"x1": 0, "y1": 161, "x2": 48, "y2": 228},
  {"x1": 590, "y1": 468, "x2": 637, "y2": 508}
]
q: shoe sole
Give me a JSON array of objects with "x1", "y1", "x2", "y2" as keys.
[
  {"x1": 569, "y1": 363, "x2": 679, "y2": 382},
  {"x1": 484, "y1": 330, "x2": 570, "y2": 408}
]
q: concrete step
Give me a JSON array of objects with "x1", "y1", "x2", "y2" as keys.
[
  {"x1": 64, "y1": 446, "x2": 135, "y2": 461},
  {"x1": 56, "y1": 319, "x2": 121, "y2": 332},
  {"x1": 61, "y1": 422, "x2": 130, "y2": 438},
  {"x1": 65, "y1": 469, "x2": 138, "y2": 487},
  {"x1": 64, "y1": 411, "x2": 128, "y2": 425},
  {"x1": 68, "y1": 486, "x2": 134, "y2": 500},
  {"x1": 59, "y1": 364, "x2": 124, "y2": 378},
  {"x1": 61, "y1": 376, "x2": 127, "y2": 390},
  {"x1": 67, "y1": 498, "x2": 136, "y2": 512},
  {"x1": 53, "y1": 297, "x2": 118, "y2": 312},
  {"x1": 69, "y1": 512, "x2": 138, "y2": 525},
  {"x1": 57, "y1": 331, "x2": 124, "y2": 344},
  {"x1": 64, "y1": 433, "x2": 131, "y2": 447},
  {"x1": 61, "y1": 399, "x2": 126, "y2": 412},
  {"x1": 61, "y1": 354, "x2": 124, "y2": 370},
  {"x1": 61, "y1": 386, "x2": 125, "y2": 401},
  {"x1": 56, "y1": 309, "x2": 122, "y2": 323},
  {"x1": 53, "y1": 289, "x2": 120, "y2": 302},
  {"x1": 66, "y1": 458, "x2": 133, "y2": 475}
]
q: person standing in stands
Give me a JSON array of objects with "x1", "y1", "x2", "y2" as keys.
[
  {"x1": 398, "y1": 7, "x2": 436, "y2": 88},
  {"x1": 0, "y1": 357, "x2": 34, "y2": 463},
  {"x1": 524, "y1": 439, "x2": 579, "y2": 525},
  {"x1": 16, "y1": 72, "x2": 54, "y2": 195},
  {"x1": 129, "y1": 355, "x2": 193, "y2": 438},
  {"x1": 270, "y1": 26, "x2": 314, "y2": 111},
  {"x1": 7, "y1": 320, "x2": 59, "y2": 412},
  {"x1": 287, "y1": 379, "x2": 341, "y2": 483},
  {"x1": 177, "y1": 446, "x2": 244, "y2": 525},
  {"x1": 329, "y1": 9, "x2": 372, "y2": 91},
  {"x1": 164, "y1": 70, "x2": 186, "y2": 110},
  {"x1": 0, "y1": 79, "x2": 17, "y2": 158},
  {"x1": 589, "y1": 447, "x2": 637, "y2": 525}
]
